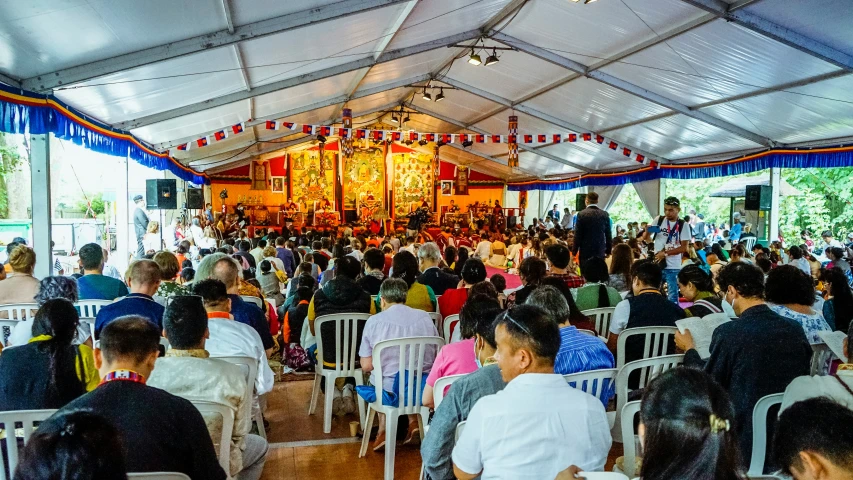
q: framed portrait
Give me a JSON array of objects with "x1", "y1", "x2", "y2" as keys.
[
  {"x1": 440, "y1": 180, "x2": 453, "y2": 196},
  {"x1": 271, "y1": 176, "x2": 285, "y2": 193}
]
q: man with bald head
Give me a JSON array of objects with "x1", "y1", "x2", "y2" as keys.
[{"x1": 94, "y1": 259, "x2": 164, "y2": 338}]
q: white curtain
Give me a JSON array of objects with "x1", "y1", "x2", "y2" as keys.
[
  {"x1": 633, "y1": 179, "x2": 661, "y2": 218},
  {"x1": 590, "y1": 185, "x2": 624, "y2": 211}
]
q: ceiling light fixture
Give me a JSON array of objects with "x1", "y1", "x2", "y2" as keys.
[
  {"x1": 468, "y1": 48, "x2": 482, "y2": 66},
  {"x1": 418, "y1": 139, "x2": 428, "y2": 146},
  {"x1": 403, "y1": 115, "x2": 411, "y2": 123},
  {"x1": 435, "y1": 88, "x2": 445, "y2": 102},
  {"x1": 390, "y1": 115, "x2": 399, "y2": 124},
  {"x1": 584, "y1": 0, "x2": 598, "y2": 3},
  {"x1": 462, "y1": 140, "x2": 473, "y2": 148},
  {"x1": 422, "y1": 87, "x2": 432, "y2": 101},
  {"x1": 484, "y1": 48, "x2": 500, "y2": 66}
]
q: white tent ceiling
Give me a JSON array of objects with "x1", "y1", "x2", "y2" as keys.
[{"x1": 1, "y1": 0, "x2": 852, "y2": 181}]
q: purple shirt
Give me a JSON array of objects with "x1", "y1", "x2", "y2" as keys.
[
  {"x1": 359, "y1": 304, "x2": 440, "y2": 391},
  {"x1": 276, "y1": 247, "x2": 295, "y2": 277}
]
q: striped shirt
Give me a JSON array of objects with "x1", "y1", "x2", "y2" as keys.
[{"x1": 555, "y1": 326, "x2": 615, "y2": 405}]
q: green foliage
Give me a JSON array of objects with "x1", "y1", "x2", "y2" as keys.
[
  {"x1": 74, "y1": 192, "x2": 106, "y2": 216},
  {"x1": 780, "y1": 167, "x2": 853, "y2": 241},
  {"x1": 0, "y1": 133, "x2": 24, "y2": 218}
]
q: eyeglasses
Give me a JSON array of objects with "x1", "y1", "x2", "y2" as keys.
[{"x1": 501, "y1": 308, "x2": 531, "y2": 335}]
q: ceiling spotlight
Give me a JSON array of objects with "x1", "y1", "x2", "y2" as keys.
[
  {"x1": 390, "y1": 115, "x2": 399, "y2": 124},
  {"x1": 435, "y1": 88, "x2": 445, "y2": 102},
  {"x1": 403, "y1": 115, "x2": 410, "y2": 123},
  {"x1": 316, "y1": 134, "x2": 327, "y2": 143},
  {"x1": 422, "y1": 87, "x2": 431, "y2": 101},
  {"x1": 418, "y1": 139, "x2": 428, "y2": 146},
  {"x1": 468, "y1": 49, "x2": 482, "y2": 66},
  {"x1": 462, "y1": 140, "x2": 473, "y2": 148},
  {"x1": 584, "y1": 0, "x2": 598, "y2": 3},
  {"x1": 484, "y1": 48, "x2": 500, "y2": 66}
]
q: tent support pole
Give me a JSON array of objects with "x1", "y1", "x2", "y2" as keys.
[
  {"x1": 30, "y1": 133, "x2": 53, "y2": 279},
  {"x1": 769, "y1": 167, "x2": 781, "y2": 242}
]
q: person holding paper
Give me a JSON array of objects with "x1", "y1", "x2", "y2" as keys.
[
  {"x1": 675, "y1": 262, "x2": 812, "y2": 465},
  {"x1": 677, "y1": 265, "x2": 734, "y2": 318},
  {"x1": 780, "y1": 322, "x2": 853, "y2": 413},
  {"x1": 765, "y1": 265, "x2": 832, "y2": 345},
  {"x1": 643, "y1": 196, "x2": 692, "y2": 304}
]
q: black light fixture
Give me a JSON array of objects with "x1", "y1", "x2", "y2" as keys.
[
  {"x1": 316, "y1": 134, "x2": 327, "y2": 143},
  {"x1": 418, "y1": 139, "x2": 428, "y2": 146},
  {"x1": 468, "y1": 48, "x2": 482, "y2": 66},
  {"x1": 435, "y1": 87, "x2": 445, "y2": 102},
  {"x1": 462, "y1": 140, "x2": 473, "y2": 147},
  {"x1": 403, "y1": 114, "x2": 411, "y2": 123},
  {"x1": 484, "y1": 48, "x2": 500, "y2": 66},
  {"x1": 422, "y1": 87, "x2": 431, "y2": 101},
  {"x1": 584, "y1": 0, "x2": 598, "y2": 3},
  {"x1": 390, "y1": 114, "x2": 399, "y2": 124}
]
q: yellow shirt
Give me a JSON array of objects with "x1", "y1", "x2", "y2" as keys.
[{"x1": 28, "y1": 335, "x2": 100, "y2": 391}]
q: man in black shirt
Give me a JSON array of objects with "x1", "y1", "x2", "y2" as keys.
[
  {"x1": 417, "y1": 242, "x2": 459, "y2": 296},
  {"x1": 43, "y1": 316, "x2": 226, "y2": 479}
]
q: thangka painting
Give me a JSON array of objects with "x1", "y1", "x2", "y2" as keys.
[
  {"x1": 392, "y1": 151, "x2": 434, "y2": 219},
  {"x1": 289, "y1": 149, "x2": 337, "y2": 213},
  {"x1": 343, "y1": 147, "x2": 386, "y2": 221}
]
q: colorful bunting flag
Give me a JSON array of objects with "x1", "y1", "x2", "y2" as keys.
[
  {"x1": 567, "y1": 133, "x2": 577, "y2": 142},
  {"x1": 231, "y1": 123, "x2": 245, "y2": 135},
  {"x1": 196, "y1": 137, "x2": 208, "y2": 148},
  {"x1": 608, "y1": 141, "x2": 617, "y2": 150},
  {"x1": 282, "y1": 122, "x2": 296, "y2": 131},
  {"x1": 623, "y1": 148, "x2": 631, "y2": 157},
  {"x1": 213, "y1": 130, "x2": 227, "y2": 141},
  {"x1": 265, "y1": 120, "x2": 278, "y2": 130},
  {"x1": 636, "y1": 154, "x2": 645, "y2": 163}
]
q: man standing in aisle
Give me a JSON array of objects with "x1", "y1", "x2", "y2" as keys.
[
  {"x1": 560, "y1": 207, "x2": 572, "y2": 230},
  {"x1": 133, "y1": 194, "x2": 150, "y2": 259},
  {"x1": 549, "y1": 204, "x2": 561, "y2": 224},
  {"x1": 644, "y1": 196, "x2": 692, "y2": 304},
  {"x1": 572, "y1": 192, "x2": 612, "y2": 265}
]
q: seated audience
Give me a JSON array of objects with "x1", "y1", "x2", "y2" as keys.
[
  {"x1": 197, "y1": 253, "x2": 274, "y2": 354},
  {"x1": 822, "y1": 266, "x2": 853, "y2": 332},
  {"x1": 788, "y1": 245, "x2": 811, "y2": 276},
  {"x1": 781, "y1": 320, "x2": 853, "y2": 412},
  {"x1": 773, "y1": 398, "x2": 853, "y2": 480},
  {"x1": 676, "y1": 262, "x2": 812, "y2": 463},
  {"x1": 423, "y1": 296, "x2": 502, "y2": 408},
  {"x1": 0, "y1": 299, "x2": 99, "y2": 410},
  {"x1": 275, "y1": 237, "x2": 295, "y2": 278},
  {"x1": 505, "y1": 256, "x2": 547, "y2": 308},
  {"x1": 826, "y1": 246, "x2": 851, "y2": 275},
  {"x1": 490, "y1": 273, "x2": 507, "y2": 307},
  {"x1": 451, "y1": 305, "x2": 611, "y2": 479},
  {"x1": 153, "y1": 250, "x2": 189, "y2": 298},
  {"x1": 678, "y1": 264, "x2": 730, "y2": 317},
  {"x1": 148, "y1": 296, "x2": 268, "y2": 480},
  {"x1": 381, "y1": 250, "x2": 436, "y2": 312},
  {"x1": 257, "y1": 260, "x2": 284, "y2": 306},
  {"x1": 250, "y1": 239, "x2": 267, "y2": 266},
  {"x1": 76, "y1": 243, "x2": 129, "y2": 300},
  {"x1": 9, "y1": 276, "x2": 91, "y2": 347},
  {"x1": 417, "y1": 242, "x2": 459, "y2": 296},
  {"x1": 573, "y1": 257, "x2": 622, "y2": 311},
  {"x1": 421, "y1": 295, "x2": 506, "y2": 480},
  {"x1": 94, "y1": 260, "x2": 164, "y2": 338},
  {"x1": 608, "y1": 260, "x2": 685, "y2": 359},
  {"x1": 545, "y1": 243, "x2": 585, "y2": 289},
  {"x1": 284, "y1": 281, "x2": 315, "y2": 346},
  {"x1": 526, "y1": 285, "x2": 614, "y2": 384},
  {"x1": 283, "y1": 262, "x2": 313, "y2": 306},
  {"x1": 14, "y1": 410, "x2": 127, "y2": 480},
  {"x1": 539, "y1": 276, "x2": 597, "y2": 332},
  {"x1": 766, "y1": 265, "x2": 832, "y2": 344},
  {"x1": 357, "y1": 247, "x2": 385, "y2": 295},
  {"x1": 438, "y1": 258, "x2": 487, "y2": 317},
  {"x1": 638, "y1": 368, "x2": 743, "y2": 480},
  {"x1": 607, "y1": 243, "x2": 633, "y2": 293},
  {"x1": 263, "y1": 245, "x2": 286, "y2": 274},
  {"x1": 41, "y1": 316, "x2": 226, "y2": 479},
  {"x1": 360, "y1": 278, "x2": 440, "y2": 450},
  {"x1": 0, "y1": 244, "x2": 39, "y2": 305}
]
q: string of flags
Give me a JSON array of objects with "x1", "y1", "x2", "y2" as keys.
[{"x1": 172, "y1": 120, "x2": 660, "y2": 168}]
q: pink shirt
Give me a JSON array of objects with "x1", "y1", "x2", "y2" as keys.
[{"x1": 426, "y1": 338, "x2": 478, "y2": 387}]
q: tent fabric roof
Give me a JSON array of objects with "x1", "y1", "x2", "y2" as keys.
[{"x1": 2, "y1": 0, "x2": 852, "y2": 182}]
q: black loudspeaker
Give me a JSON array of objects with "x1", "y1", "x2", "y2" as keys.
[
  {"x1": 186, "y1": 188, "x2": 204, "y2": 209},
  {"x1": 146, "y1": 179, "x2": 177, "y2": 210},
  {"x1": 507, "y1": 216, "x2": 517, "y2": 229},
  {"x1": 745, "y1": 185, "x2": 772, "y2": 210},
  {"x1": 575, "y1": 193, "x2": 587, "y2": 212}
]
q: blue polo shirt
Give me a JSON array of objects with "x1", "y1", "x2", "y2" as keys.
[
  {"x1": 228, "y1": 294, "x2": 274, "y2": 350},
  {"x1": 78, "y1": 274, "x2": 129, "y2": 300},
  {"x1": 94, "y1": 293, "x2": 165, "y2": 339}
]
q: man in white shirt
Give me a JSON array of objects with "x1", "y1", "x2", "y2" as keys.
[
  {"x1": 473, "y1": 236, "x2": 492, "y2": 262},
  {"x1": 452, "y1": 304, "x2": 611, "y2": 479},
  {"x1": 193, "y1": 278, "x2": 275, "y2": 399},
  {"x1": 249, "y1": 239, "x2": 267, "y2": 267},
  {"x1": 643, "y1": 196, "x2": 692, "y2": 304}
]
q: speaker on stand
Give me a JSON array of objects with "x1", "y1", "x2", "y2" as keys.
[
  {"x1": 146, "y1": 179, "x2": 177, "y2": 253},
  {"x1": 575, "y1": 193, "x2": 587, "y2": 212}
]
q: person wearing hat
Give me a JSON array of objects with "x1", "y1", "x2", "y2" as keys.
[{"x1": 133, "y1": 194, "x2": 150, "y2": 258}]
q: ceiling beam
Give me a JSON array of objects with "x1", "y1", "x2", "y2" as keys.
[
  {"x1": 437, "y1": 76, "x2": 664, "y2": 163},
  {"x1": 154, "y1": 73, "x2": 428, "y2": 151},
  {"x1": 443, "y1": 142, "x2": 538, "y2": 179},
  {"x1": 22, "y1": 0, "x2": 413, "y2": 91},
  {"x1": 117, "y1": 30, "x2": 479, "y2": 130},
  {"x1": 492, "y1": 33, "x2": 777, "y2": 148},
  {"x1": 405, "y1": 101, "x2": 592, "y2": 173},
  {"x1": 220, "y1": 0, "x2": 236, "y2": 34},
  {"x1": 680, "y1": 0, "x2": 853, "y2": 71},
  {"x1": 0, "y1": 72, "x2": 21, "y2": 88}
]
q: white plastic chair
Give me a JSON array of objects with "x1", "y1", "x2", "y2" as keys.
[
  {"x1": 612, "y1": 354, "x2": 684, "y2": 443},
  {"x1": 213, "y1": 355, "x2": 263, "y2": 440},
  {"x1": 159, "y1": 337, "x2": 170, "y2": 352},
  {"x1": 127, "y1": 474, "x2": 191, "y2": 480},
  {"x1": 442, "y1": 314, "x2": 460, "y2": 344},
  {"x1": 358, "y1": 336, "x2": 445, "y2": 480},
  {"x1": 75, "y1": 300, "x2": 112, "y2": 318},
  {"x1": 427, "y1": 312, "x2": 442, "y2": 332},
  {"x1": 616, "y1": 326, "x2": 678, "y2": 369},
  {"x1": 433, "y1": 373, "x2": 466, "y2": 410},
  {"x1": 810, "y1": 343, "x2": 832, "y2": 376},
  {"x1": 578, "y1": 473, "x2": 629, "y2": 479},
  {"x1": 191, "y1": 400, "x2": 234, "y2": 475},
  {"x1": 265, "y1": 297, "x2": 277, "y2": 309},
  {"x1": 0, "y1": 409, "x2": 57, "y2": 479},
  {"x1": 741, "y1": 237, "x2": 757, "y2": 252},
  {"x1": 308, "y1": 313, "x2": 371, "y2": 434},
  {"x1": 581, "y1": 307, "x2": 616, "y2": 340},
  {"x1": 748, "y1": 393, "x2": 784, "y2": 476},
  {"x1": 564, "y1": 368, "x2": 618, "y2": 428},
  {"x1": 455, "y1": 419, "x2": 466, "y2": 442},
  {"x1": 0, "y1": 303, "x2": 38, "y2": 346},
  {"x1": 616, "y1": 401, "x2": 642, "y2": 478},
  {"x1": 240, "y1": 295, "x2": 263, "y2": 308}
]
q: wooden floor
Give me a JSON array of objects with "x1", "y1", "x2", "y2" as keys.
[{"x1": 259, "y1": 375, "x2": 622, "y2": 480}]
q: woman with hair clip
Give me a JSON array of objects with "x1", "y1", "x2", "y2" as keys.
[
  {"x1": 678, "y1": 265, "x2": 732, "y2": 318},
  {"x1": 0, "y1": 299, "x2": 99, "y2": 411},
  {"x1": 637, "y1": 368, "x2": 744, "y2": 480}
]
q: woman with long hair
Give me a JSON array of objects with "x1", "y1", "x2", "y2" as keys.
[
  {"x1": 453, "y1": 247, "x2": 469, "y2": 278},
  {"x1": 639, "y1": 368, "x2": 744, "y2": 480},
  {"x1": 443, "y1": 245, "x2": 458, "y2": 272},
  {"x1": 384, "y1": 250, "x2": 436, "y2": 312},
  {"x1": 678, "y1": 265, "x2": 727, "y2": 318},
  {"x1": 608, "y1": 243, "x2": 634, "y2": 294},
  {"x1": 821, "y1": 266, "x2": 853, "y2": 332},
  {"x1": 0, "y1": 299, "x2": 99, "y2": 411}
]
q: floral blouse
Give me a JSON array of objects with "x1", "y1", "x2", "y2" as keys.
[
  {"x1": 156, "y1": 281, "x2": 190, "y2": 298},
  {"x1": 768, "y1": 304, "x2": 832, "y2": 345}
]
